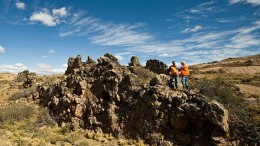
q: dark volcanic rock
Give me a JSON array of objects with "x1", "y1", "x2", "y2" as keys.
[
  {"x1": 34, "y1": 54, "x2": 230, "y2": 145},
  {"x1": 146, "y1": 59, "x2": 168, "y2": 74},
  {"x1": 129, "y1": 56, "x2": 141, "y2": 67}
]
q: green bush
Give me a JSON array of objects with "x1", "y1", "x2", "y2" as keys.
[{"x1": 0, "y1": 104, "x2": 35, "y2": 124}]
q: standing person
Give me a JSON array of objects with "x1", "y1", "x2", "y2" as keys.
[
  {"x1": 168, "y1": 61, "x2": 179, "y2": 90},
  {"x1": 179, "y1": 61, "x2": 190, "y2": 90}
]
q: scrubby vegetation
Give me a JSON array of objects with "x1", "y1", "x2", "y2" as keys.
[
  {"x1": 190, "y1": 77, "x2": 260, "y2": 145},
  {"x1": 130, "y1": 66, "x2": 156, "y2": 84},
  {"x1": 9, "y1": 87, "x2": 37, "y2": 101},
  {"x1": 0, "y1": 104, "x2": 35, "y2": 124}
]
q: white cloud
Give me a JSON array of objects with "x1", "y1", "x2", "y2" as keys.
[
  {"x1": 216, "y1": 19, "x2": 234, "y2": 23},
  {"x1": 15, "y1": 2, "x2": 26, "y2": 10},
  {"x1": 188, "y1": 1, "x2": 217, "y2": 14},
  {"x1": 0, "y1": 45, "x2": 5, "y2": 53},
  {"x1": 37, "y1": 63, "x2": 51, "y2": 69},
  {"x1": 30, "y1": 7, "x2": 68, "y2": 27},
  {"x1": 48, "y1": 49, "x2": 55, "y2": 54},
  {"x1": 0, "y1": 63, "x2": 27, "y2": 74},
  {"x1": 60, "y1": 13, "x2": 153, "y2": 46},
  {"x1": 229, "y1": 0, "x2": 242, "y2": 4},
  {"x1": 42, "y1": 55, "x2": 47, "y2": 58},
  {"x1": 114, "y1": 52, "x2": 132, "y2": 61},
  {"x1": 225, "y1": 34, "x2": 260, "y2": 49},
  {"x1": 182, "y1": 25, "x2": 202, "y2": 33},
  {"x1": 14, "y1": 63, "x2": 26, "y2": 68},
  {"x1": 30, "y1": 9, "x2": 56, "y2": 26},
  {"x1": 229, "y1": 0, "x2": 260, "y2": 5},
  {"x1": 247, "y1": 0, "x2": 260, "y2": 5},
  {"x1": 159, "y1": 53, "x2": 171, "y2": 57},
  {"x1": 62, "y1": 64, "x2": 68, "y2": 68},
  {"x1": 190, "y1": 9, "x2": 200, "y2": 13},
  {"x1": 36, "y1": 63, "x2": 65, "y2": 75},
  {"x1": 52, "y1": 7, "x2": 67, "y2": 17},
  {"x1": 59, "y1": 8, "x2": 260, "y2": 66},
  {"x1": 91, "y1": 24, "x2": 153, "y2": 46}
]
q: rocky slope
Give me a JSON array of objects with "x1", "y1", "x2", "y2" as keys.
[{"x1": 29, "y1": 53, "x2": 231, "y2": 145}]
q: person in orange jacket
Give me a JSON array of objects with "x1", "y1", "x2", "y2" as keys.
[
  {"x1": 167, "y1": 61, "x2": 179, "y2": 90},
  {"x1": 179, "y1": 61, "x2": 190, "y2": 90}
]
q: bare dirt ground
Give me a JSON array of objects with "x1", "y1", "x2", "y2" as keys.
[
  {"x1": 199, "y1": 66, "x2": 260, "y2": 75},
  {"x1": 236, "y1": 84, "x2": 260, "y2": 98}
]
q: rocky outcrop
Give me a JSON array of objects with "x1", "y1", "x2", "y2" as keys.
[
  {"x1": 33, "y1": 54, "x2": 230, "y2": 145},
  {"x1": 146, "y1": 59, "x2": 168, "y2": 74},
  {"x1": 16, "y1": 70, "x2": 36, "y2": 88},
  {"x1": 129, "y1": 56, "x2": 141, "y2": 67}
]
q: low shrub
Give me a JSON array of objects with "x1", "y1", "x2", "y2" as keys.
[
  {"x1": 9, "y1": 86, "x2": 37, "y2": 101},
  {"x1": 190, "y1": 77, "x2": 260, "y2": 144},
  {"x1": 130, "y1": 67, "x2": 156, "y2": 84},
  {"x1": 0, "y1": 80, "x2": 10, "y2": 85},
  {"x1": 0, "y1": 104, "x2": 35, "y2": 124}
]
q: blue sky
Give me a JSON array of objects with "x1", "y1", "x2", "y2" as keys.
[{"x1": 0, "y1": 0, "x2": 259, "y2": 74}]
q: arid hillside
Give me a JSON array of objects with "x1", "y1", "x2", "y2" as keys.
[{"x1": 190, "y1": 54, "x2": 260, "y2": 98}]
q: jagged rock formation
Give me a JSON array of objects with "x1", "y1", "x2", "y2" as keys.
[
  {"x1": 129, "y1": 56, "x2": 141, "y2": 67},
  {"x1": 146, "y1": 59, "x2": 168, "y2": 74},
  {"x1": 16, "y1": 70, "x2": 36, "y2": 88},
  {"x1": 33, "y1": 54, "x2": 229, "y2": 145}
]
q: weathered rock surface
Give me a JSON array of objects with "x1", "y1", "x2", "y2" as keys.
[
  {"x1": 146, "y1": 59, "x2": 168, "y2": 74},
  {"x1": 34, "y1": 54, "x2": 229, "y2": 145},
  {"x1": 129, "y1": 56, "x2": 141, "y2": 67},
  {"x1": 16, "y1": 70, "x2": 36, "y2": 88}
]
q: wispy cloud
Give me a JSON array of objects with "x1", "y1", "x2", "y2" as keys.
[
  {"x1": 229, "y1": 0, "x2": 260, "y2": 5},
  {"x1": 60, "y1": 12, "x2": 153, "y2": 47},
  {"x1": 15, "y1": 2, "x2": 26, "y2": 10},
  {"x1": 48, "y1": 49, "x2": 55, "y2": 54},
  {"x1": 114, "y1": 52, "x2": 133, "y2": 61},
  {"x1": 0, "y1": 63, "x2": 27, "y2": 74},
  {"x1": 91, "y1": 24, "x2": 153, "y2": 46},
  {"x1": 225, "y1": 20, "x2": 260, "y2": 49},
  {"x1": 128, "y1": 20, "x2": 260, "y2": 64},
  {"x1": 188, "y1": 1, "x2": 217, "y2": 14},
  {"x1": 0, "y1": 45, "x2": 5, "y2": 53},
  {"x1": 29, "y1": 7, "x2": 68, "y2": 26},
  {"x1": 216, "y1": 18, "x2": 234, "y2": 23},
  {"x1": 36, "y1": 63, "x2": 65, "y2": 75},
  {"x1": 182, "y1": 25, "x2": 202, "y2": 33},
  {"x1": 58, "y1": 6, "x2": 259, "y2": 65},
  {"x1": 226, "y1": 34, "x2": 260, "y2": 49},
  {"x1": 229, "y1": 0, "x2": 242, "y2": 4}
]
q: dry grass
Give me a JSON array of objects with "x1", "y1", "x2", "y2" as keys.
[
  {"x1": 0, "y1": 104, "x2": 35, "y2": 124},
  {"x1": 130, "y1": 66, "x2": 156, "y2": 84},
  {"x1": 190, "y1": 77, "x2": 260, "y2": 144}
]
